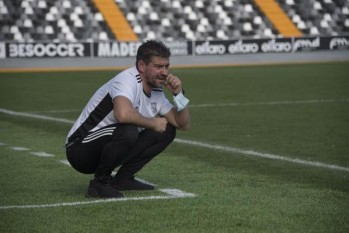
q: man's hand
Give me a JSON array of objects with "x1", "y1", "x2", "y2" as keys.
[
  {"x1": 165, "y1": 74, "x2": 182, "y2": 95},
  {"x1": 152, "y1": 117, "x2": 168, "y2": 133}
]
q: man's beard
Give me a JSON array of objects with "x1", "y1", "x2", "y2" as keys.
[{"x1": 146, "y1": 73, "x2": 166, "y2": 89}]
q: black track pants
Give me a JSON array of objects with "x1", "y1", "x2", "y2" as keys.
[{"x1": 66, "y1": 123, "x2": 176, "y2": 179}]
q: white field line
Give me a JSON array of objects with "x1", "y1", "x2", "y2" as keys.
[
  {"x1": 1, "y1": 107, "x2": 348, "y2": 173},
  {"x1": 162, "y1": 189, "x2": 196, "y2": 198},
  {"x1": 0, "y1": 189, "x2": 196, "y2": 210},
  {"x1": 8, "y1": 146, "x2": 55, "y2": 158},
  {"x1": 30, "y1": 109, "x2": 82, "y2": 113},
  {"x1": 1, "y1": 151, "x2": 195, "y2": 210},
  {"x1": 0, "y1": 108, "x2": 74, "y2": 124},
  {"x1": 19, "y1": 98, "x2": 349, "y2": 114},
  {"x1": 59, "y1": 159, "x2": 71, "y2": 166},
  {"x1": 174, "y1": 138, "x2": 349, "y2": 173},
  {"x1": 30, "y1": 152, "x2": 55, "y2": 157},
  {"x1": 190, "y1": 98, "x2": 349, "y2": 108},
  {"x1": 10, "y1": 147, "x2": 30, "y2": 151}
]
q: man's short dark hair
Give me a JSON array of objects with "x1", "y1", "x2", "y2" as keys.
[{"x1": 136, "y1": 40, "x2": 171, "y2": 67}]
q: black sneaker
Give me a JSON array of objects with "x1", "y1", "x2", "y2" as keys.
[
  {"x1": 86, "y1": 179, "x2": 124, "y2": 198},
  {"x1": 111, "y1": 177, "x2": 154, "y2": 191}
]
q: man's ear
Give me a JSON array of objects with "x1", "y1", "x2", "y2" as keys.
[{"x1": 138, "y1": 60, "x2": 145, "y2": 73}]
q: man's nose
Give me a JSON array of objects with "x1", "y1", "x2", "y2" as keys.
[{"x1": 161, "y1": 67, "x2": 169, "y2": 76}]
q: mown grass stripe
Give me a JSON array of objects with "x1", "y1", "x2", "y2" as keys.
[
  {"x1": 1, "y1": 107, "x2": 348, "y2": 173},
  {"x1": 21, "y1": 98, "x2": 349, "y2": 114},
  {"x1": 174, "y1": 138, "x2": 349, "y2": 173},
  {"x1": 190, "y1": 99, "x2": 349, "y2": 108}
]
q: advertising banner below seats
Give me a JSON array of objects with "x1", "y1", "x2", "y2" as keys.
[
  {"x1": 1, "y1": 42, "x2": 91, "y2": 58},
  {"x1": 194, "y1": 38, "x2": 293, "y2": 55},
  {"x1": 94, "y1": 41, "x2": 190, "y2": 57},
  {"x1": 0, "y1": 36, "x2": 348, "y2": 59}
]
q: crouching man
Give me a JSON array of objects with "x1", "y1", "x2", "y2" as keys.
[{"x1": 65, "y1": 40, "x2": 191, "y2": 198}]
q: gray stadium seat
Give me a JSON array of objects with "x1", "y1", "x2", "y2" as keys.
[
  {"x1": 277, "y1": 0, "x2": 349, "y2": 36},
  {"x1": 0, "y1": 0, "x2": 348, "y2": 42}
]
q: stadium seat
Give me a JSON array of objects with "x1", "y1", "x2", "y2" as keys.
[
  {"x1": 0, "y1": 0, "x2": 348, "y2": 42},
  {"x1": 277, "y1": 0, "x2": 349, "y2": 36}
]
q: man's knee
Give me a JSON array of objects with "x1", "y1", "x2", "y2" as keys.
[{"x1": 165, "y1": 123, "x2": 176, "y2": 143}]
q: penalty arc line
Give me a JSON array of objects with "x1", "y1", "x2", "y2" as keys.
[{"x1": 0, "y1": 107, "x2": 348, "y2": 173}]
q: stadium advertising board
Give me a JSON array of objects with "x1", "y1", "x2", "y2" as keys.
[
  {"x1": 293, "y1": 37, "x2": 321, "y2": 52},
  {"x1": 94, "y1": 41, "x2": 190, "y2": 57},
  {"x1": 2, "y1": 42, "x2": 90, "y2": 58},
  {"x1": 194, "y1": 38, "x2": 293, "y2": 55},
  {"x1": 0, "y1": 42, "x2": 5, "y2": 59},
  {"x1": 292, "y1": 36, "x2": 349, "y2": 52},
  {"x1": 323, "y1": 36, "x2": 349, "y2": 50},
  {"x1": 164, "y1": 41, "x2": 190, "y2": 56},
  {"x1": 193, "y1": 36, "x2": 349, "y2": 55},
  {"x1": 95, "y1": 42, "x2": 141, "y2": 57},
  {"x1": 0, "y1": 36, "x2": 348, "y2": 59}
]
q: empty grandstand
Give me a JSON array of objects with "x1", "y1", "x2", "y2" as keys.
[{"x1": 0, "y1": 0, "x2": 348, "y2": 42}]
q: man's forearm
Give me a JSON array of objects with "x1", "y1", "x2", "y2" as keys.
[
  {"x1": 115, "y1": 108, "x2": 155, "y2": 129},
  {"x1": 174, "y1": 107, "x2": 190, "y2": 130}
]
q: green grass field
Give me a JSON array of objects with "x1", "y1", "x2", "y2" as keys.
[{"x1": 0, "y1": 62, "x2": 348, "y2": 232}]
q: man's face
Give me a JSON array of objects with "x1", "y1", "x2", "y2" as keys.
[{"x1": 143, "y1": 56, "x2": 170, "y2": 88}]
